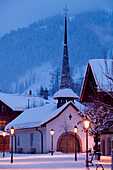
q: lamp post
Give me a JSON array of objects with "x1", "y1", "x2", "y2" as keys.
[
  {"x1": 2, "y1": 130, "x2": 6, "y2": 157},
  {"x1": 74, "y1": 125, "x2": 78, "y2": 161},
  {"x1": 50, "y1": 129, "x2": 54, "y2": 155},
  {"x1": 10, "y1": 126, "x2": 14, "y2": 163},
  {"x1": 84, "y1": 119, "x2": 90, "y2": 167}
]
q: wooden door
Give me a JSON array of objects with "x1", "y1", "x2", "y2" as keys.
[{"x1": 58, "y1": 134, "x2": 80, "y2": 153}]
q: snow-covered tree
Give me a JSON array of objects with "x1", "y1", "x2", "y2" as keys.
[
  {"x1": 40, "y1": 86, "x2": 44, "y2": 96},
  {"x1": 49, "y1": 68, "x2": 60, "y2": 96}
]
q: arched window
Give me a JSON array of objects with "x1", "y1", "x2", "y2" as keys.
[
  {"x1": 111, "y1": 138, "x2": 113, "y2": 151},
  {"x1": 107, "y1": 137, "x2": 111, "y2": 155}
]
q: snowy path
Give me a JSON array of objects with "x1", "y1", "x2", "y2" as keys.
[{"x1": 0, "y1": 152, "x2": 111, "y2": 170}]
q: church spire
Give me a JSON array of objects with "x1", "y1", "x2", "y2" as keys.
[{"x1": 60, "y1": 7, "x2": 71, "y2": 89}]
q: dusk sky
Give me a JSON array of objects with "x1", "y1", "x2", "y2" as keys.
[{"x1": 0, "y1": 0, "x2": 113, "y2": 37}]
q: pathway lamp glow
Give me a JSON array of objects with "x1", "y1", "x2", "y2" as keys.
[
  {"x1": 84, "y1": 119, "x2": 90, "y2": 167},
  {"x1": 2, "y1": 130, "x2": 6, "y2": 157},
  {"x1": 10, "y1": 126, "x2": 14, "y2": 163},
  {"x1": 74, "y1": 125, "x2": 78, "y2": 161},
  {"x1": 50, "y1": 129, "x2": 54, "y2": 155}
]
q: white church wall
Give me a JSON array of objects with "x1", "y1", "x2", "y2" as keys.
[
  {"x1": 13, "y1": 127, "x2": 46, "y2": 153},
  {"x1": 46, "y1": 104, "x2": 94, "y2": 152}
]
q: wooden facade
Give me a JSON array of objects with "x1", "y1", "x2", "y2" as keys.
[
  {"x1": 80, "y1": 63, "x2": 113, "y2": 106},
  {"x1": 80, "y1": 60, "x2": 113, "y2": 156},
  {"x1": 0, "y1": 135, "x2": 10, "y2": 152},
  {"x1": 0, "y1": 101, "x2": 22, "y2": 130},
  {"x1": 57, "y1": 132, "x2": 82, "y2": 153},
  {"x1": 0, "y1": 100, "x2": 22, "y2": 153}
]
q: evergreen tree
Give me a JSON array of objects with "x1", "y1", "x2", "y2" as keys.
[{"x1": 40, "y1": 86, "x2": 44, "y2": 96}]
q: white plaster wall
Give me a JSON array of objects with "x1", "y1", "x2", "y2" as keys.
[
  {"x1": 46, "y1": 105, "x2": 94, "y2": 152},
  {"x1": 13, "y1": 127, "x2": 46, "y2": 153}
]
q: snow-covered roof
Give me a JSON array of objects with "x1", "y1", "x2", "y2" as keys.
[
  {"x1": 5, "y1": 101, "x2": 85, "y2": 131},
  {"x1": 81, "y1": 59, "x2": 113, "y2": 96},
  {"x1": 0, "y1": 92, "x2": 55, "y2": 111},
  {"x1": 53, "y1": 88, "x2": 79, "y2": 99},
  {"x1": 89, "y1": 59, "x2": 113, "y2": 91}
]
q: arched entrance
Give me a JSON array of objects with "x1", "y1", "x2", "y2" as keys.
[{"x1": 57, "y1": 132, "x2": 82, "y2": 153}]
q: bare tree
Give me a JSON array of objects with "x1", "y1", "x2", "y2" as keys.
[{"x1": 78, "y1": 99, "x2": 113, "y2": 156}]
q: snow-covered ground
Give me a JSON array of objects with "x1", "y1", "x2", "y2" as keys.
[{"x1": 0, "y1": 152, "x2": 111, "y2": 170}]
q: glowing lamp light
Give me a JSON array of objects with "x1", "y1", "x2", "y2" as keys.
[
  {"x1": 2, "y1": 131, "x2": 6, "y2": 137},
  {"x1": 84, "y1": 120, "x2": 90, "y2": 129},
  {"x1": 50, "y1": 129, "x2": 54, "y2": 136},
  {"x1": 74, "y1": 125, "x2": 78, "y2": 134},
  {"x1": 10, "y1": 126, "x2": 14, "y2": 136}
]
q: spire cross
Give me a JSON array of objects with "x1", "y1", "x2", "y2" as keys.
[{"x1": 63, "y1": 6, "x2": 69, "y2": 15}]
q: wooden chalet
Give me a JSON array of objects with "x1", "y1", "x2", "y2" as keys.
[
  {"x1": 0, "y1": 100, "x2": 22, "y2": 131},
  {"x1": 0, "y1": 92, "x2": 48, "y2": 130},
  {"x1": 80, "y1": 59, "x2": 113, "y2": 156},
  {"x1": 0, "y1": 92, "x2": 47, "y2": 152},
  {"x1": 80, "y1": 59, "x2": 113, "y2": 106}
]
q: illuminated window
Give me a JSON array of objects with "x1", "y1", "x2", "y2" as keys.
[{"x1": 0, "y1": 121, "x2": 8, "y2": 129}]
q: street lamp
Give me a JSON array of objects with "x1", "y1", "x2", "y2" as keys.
[
  {"x1": 10, "y1": 126, "x2": 14, "y2": 163},
  {"x1": 84, "y1": 119, "x2": 90, "y2": 167},
  {"x1": 2, "y1": 130, "x2": 6, "y2": 157},
  {"x1": 50, "y1": 129, "x2": 54, "y2": 155},
  {"x1": 74, "y1": 125, "x2": 78, "y2": 161}
]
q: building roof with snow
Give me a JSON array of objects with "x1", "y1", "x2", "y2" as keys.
[
  {"x1": 53, "y1": 88, "x2": 79, "y2": 99},
  {"x1": 89, "y1": 59, "x2": 113, "y2": 91},
  {"x1": 5, "y1": 100, "x2": 85, "y2": 131},
  {"x1": 0, "y1": 92, "x2": 55, "y2": 111}
]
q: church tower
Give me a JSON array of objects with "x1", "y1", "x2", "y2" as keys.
[
  {"x1": 60, "y1": 8, "x2": 71, "y2": 89},
  {"x1": 53, "y1": 7, "x2": 78, "y2": 108}
]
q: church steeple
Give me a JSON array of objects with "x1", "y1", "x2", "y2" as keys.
[
  {"x1": 53, "y1": 7, "x2": 79, "y2": 108},
  {"x1": 60, "y1": 7, "x2": 71, "y2": 89}
]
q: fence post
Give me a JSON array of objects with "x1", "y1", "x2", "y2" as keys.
[{"x1": 111, "y1": 149, "x2": 113, "y2": 170}]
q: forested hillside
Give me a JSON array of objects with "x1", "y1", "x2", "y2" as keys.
[{"x1": 0, "y1": 10, "x2": 113, "y2": 95}]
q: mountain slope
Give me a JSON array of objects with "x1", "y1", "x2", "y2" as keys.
[{"x1": 0, "y1": 10, "x2": 113, "y2": 94}]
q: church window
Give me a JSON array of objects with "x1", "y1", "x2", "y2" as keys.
[
  {"x1": 18, "y1": 136, "x2": 20, "y2": 146},
  {"x1": 69, "y1": 114, "x2": 72, "y2": 120},
  {"x1": 30, "y1": 133, "x2": 33, "y2": 147}
]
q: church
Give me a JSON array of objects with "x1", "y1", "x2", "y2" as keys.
[{"x1": 5, "y1": 11, "x2": 94, "y2": 154}]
